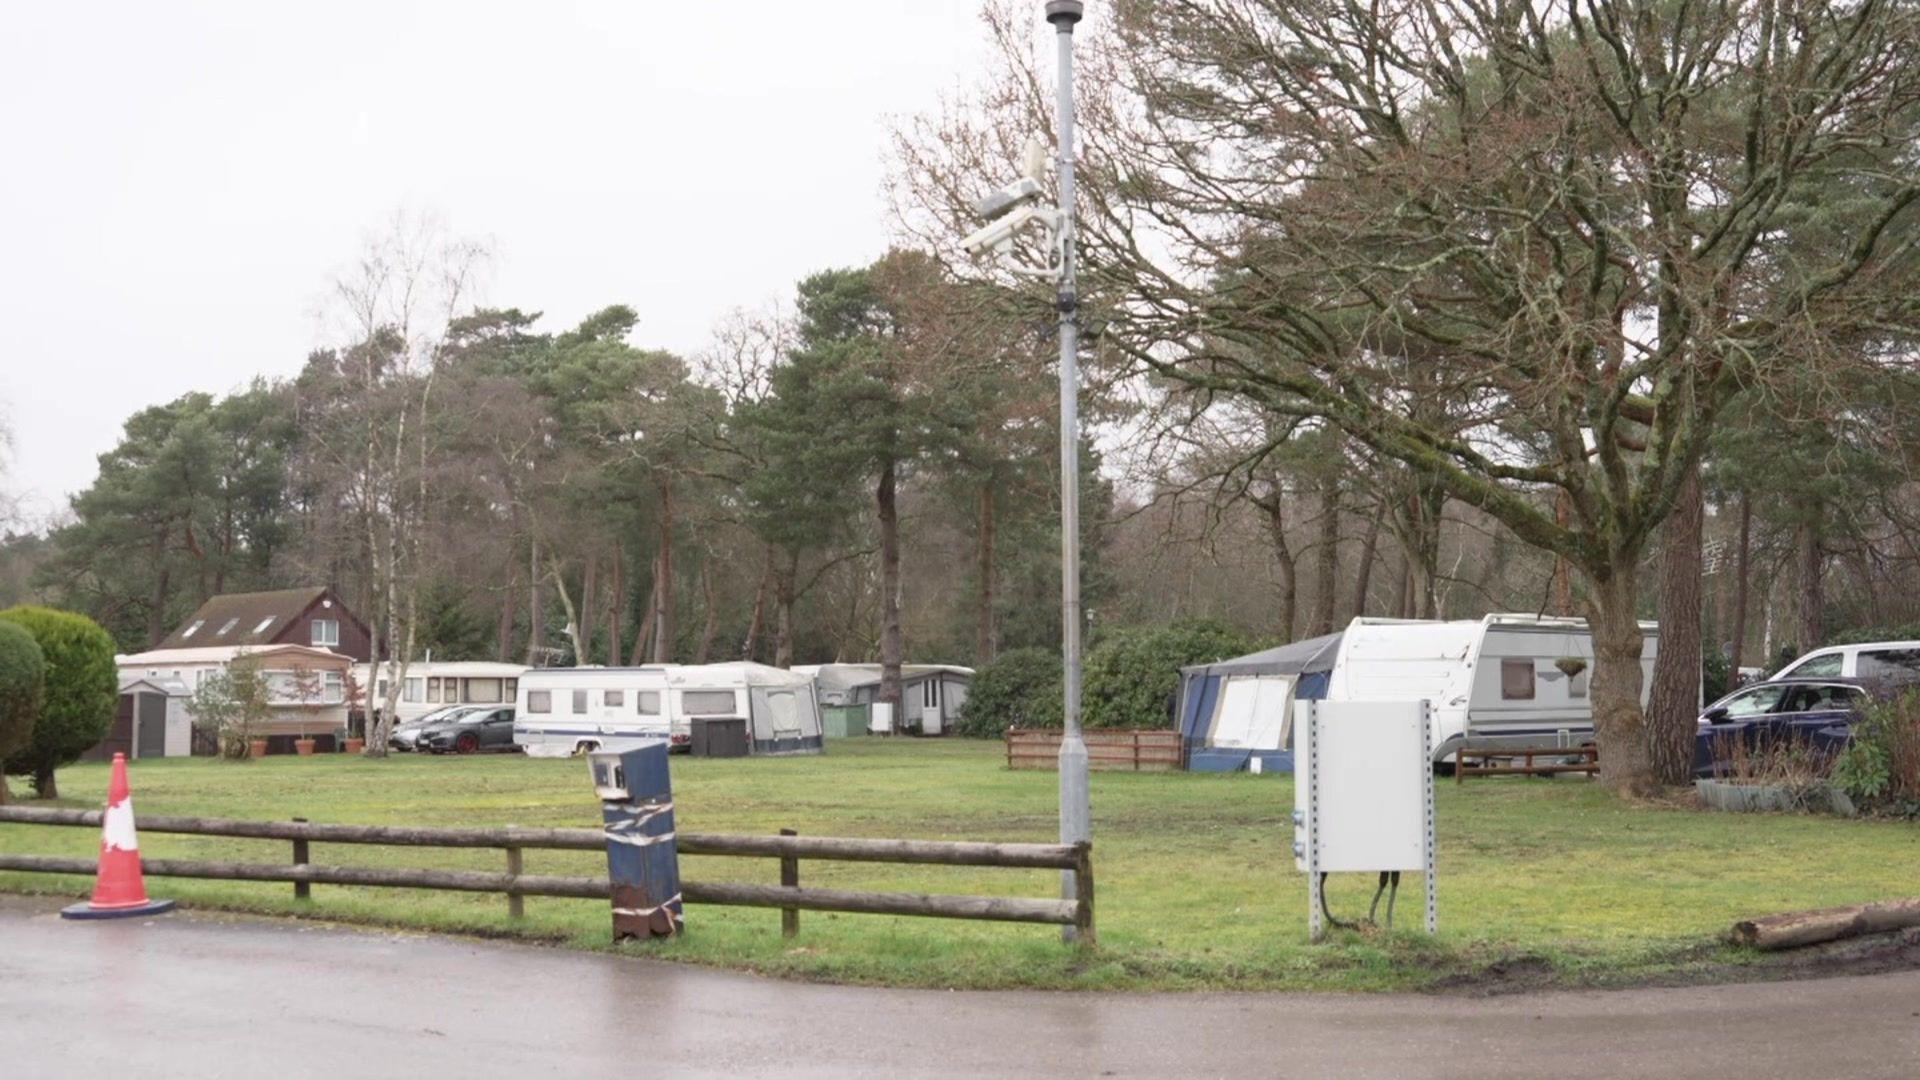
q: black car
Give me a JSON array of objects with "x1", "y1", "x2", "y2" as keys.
[
  {"x1": 1694, "y1": 678, "x2": 1866, "y2": 777},
  {"x1": 421, "y1": 706, "x2": 519, "y2": 754}
]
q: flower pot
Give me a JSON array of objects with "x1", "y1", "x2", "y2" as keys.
[
  {"x1": 343, "y1": 738, "x2": 365, "y2": 754},
  {"x1": 249, "y1": 739, "x2": 270, "y2": 759},
  {"x1": 294, "y1": 739, "x2": 317, "y2": 757}
]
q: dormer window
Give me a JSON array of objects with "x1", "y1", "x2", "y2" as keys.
[
  {"x1": 252, "y1": 617, "x2": 275, "y2": 635},
  {"x1": 181, "y1": 620, "x2": 206, "y2": 639},
  {"x1": 217, "y1": 618, "x2": 240, "y2": 636}
]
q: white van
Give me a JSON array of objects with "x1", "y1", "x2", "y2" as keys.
[
  {"x1": 513, "y1": 666, "x2": 676, "y2": 758},
  {"x1": 1773, "y1": 641, "x2": 1920, "y2": 684}
]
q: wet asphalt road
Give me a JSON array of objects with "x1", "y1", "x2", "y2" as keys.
[{"x1": 4, "y1": 896, "x2": 1920, "y2": 1079}]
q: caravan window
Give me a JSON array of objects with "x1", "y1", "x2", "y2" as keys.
[
  {"x1": 636, "y1": 691, "x2": 661, "y2": 715},
  {"x1": 604, "y1": 689, "x2": 625, "y2": 708},
  {"x1": 922, "y1": 679, "x2": 940, "y2": 708},
  {"x1": 1500, "y1": 660, "x2": 1536, "y2": 700},
  {"x1": 403, "y1": 678, "x2": 424, "y2": 703},
  {"x1": 527, "y1": 690, "x2": 551, "y2": 714},
  {"x1": 682, "y1": 690, "x2": 737, "y2": 715},
  {"x1": 572, "y1": 689, "x2": 589, "y2": 713}
]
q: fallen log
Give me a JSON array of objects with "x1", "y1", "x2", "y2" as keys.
[{"x1": 1732, "y1": 898, "x2": 1920, "y2": 950}]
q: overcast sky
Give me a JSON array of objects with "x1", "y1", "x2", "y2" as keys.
[{"x1": 0, "y1": 1, "x2": 1008, "y2": 516}]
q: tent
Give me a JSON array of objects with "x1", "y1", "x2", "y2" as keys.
[{"x1": 1177, "y1": 632, "x2": 1342, "y2": 774}]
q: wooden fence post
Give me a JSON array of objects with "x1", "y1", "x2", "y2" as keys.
[
  {"x1": 779, "y1": 828, "x2": 799, "y2": 938},
  {"x1": 1072, "y1": 840, "x2": 1095, "y2": 949},
  {"x1": 505, "y1": 846, "x2": 524, "y2": 920},
  {"x1": 291, "y1": 817, "x2": 310, "y2": 901}
]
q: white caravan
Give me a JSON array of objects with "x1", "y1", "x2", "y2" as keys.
[
  {"x1": 356, "y1": 661, "x2": 527, "y2": 725},
  {"x1": 513, "y1": 666, "x2": 675, "y2": 758},
  {"x1": 663, "y1": 663, "x2": 824, "y2": 754},
  {"x1": 1180, "y1": 614, "x2": 1659, "y2": 769}
]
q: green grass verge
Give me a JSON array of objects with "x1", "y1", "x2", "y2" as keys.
[{"x1": 3, "y1": 738, "x2": 1916, "y2": 991}]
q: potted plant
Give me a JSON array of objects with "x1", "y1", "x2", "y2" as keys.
[{"x1": 190, "y1": 657, "x2": 275, "y2": 762}]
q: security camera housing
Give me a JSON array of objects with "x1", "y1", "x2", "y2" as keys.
[
  {"x1": 961, "y1": 201, "x2": 1058, "y2": 259},
  {"x1": 971, "y1": 178, "x2": 1043, "y2": 222}
]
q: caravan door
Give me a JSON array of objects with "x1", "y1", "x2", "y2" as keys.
[{"x1": 1210, "y1": 675, "x2": 1296, "y2": 750}]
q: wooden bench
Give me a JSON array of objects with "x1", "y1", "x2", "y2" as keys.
[{"x1": 1453, "y1": 743, "x2": 1598, "y2": 783}]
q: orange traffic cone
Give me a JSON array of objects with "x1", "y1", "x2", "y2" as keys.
[{"x1": 60, "y1": 753, "x2": 175, "y2": 920}]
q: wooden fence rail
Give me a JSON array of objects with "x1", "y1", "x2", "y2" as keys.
[
  {"x1": 1005, "y1": 727, "x2": 1184, "y2": 772},
  {"x1": 0, "y1": 805, "x2": 1093, "y2": 943}
]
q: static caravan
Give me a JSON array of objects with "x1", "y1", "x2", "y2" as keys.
[
  {"x1": 514, "y1": 666, "x2": 675, "y2": 758},
  {"x1": 1179, "y1": 615, "x2": 1659, "y2": 773},
  {"x1": 357, "y1": 661, "x2": 528, "y2": 725},
  {"x1": 665, "y1": 663, "x2": 824, "y2": 754},
  {"x1": 799, "y1": 663, "x2": 973, "y2": 735},
  {"x1": 117, "y1": 643, "x2": 354, "y2": 754}
]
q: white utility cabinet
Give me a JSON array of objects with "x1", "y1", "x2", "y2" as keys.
[{"x1": 1292, "y1": 699, "x2": 1436, "y2": 940}]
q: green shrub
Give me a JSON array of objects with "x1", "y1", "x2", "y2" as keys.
[
  {"x1": 0, "y1": 606, "x2": 118, "y2": 799},
  {"x1": 0, "y1": 622, "x2": 47, "y2": 805},
  {"x1": 955, "y1": 648, "x2": 1062, "y2": 738},
  {"x1": 1832, "y1": 688, "x2": 1920, "y2": 813},
  {"x1": 1082, "y1": 619, "x2": 1260, "y2": 730}
]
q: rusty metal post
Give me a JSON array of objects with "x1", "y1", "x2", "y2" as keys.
[
  {"x1": 779, "y1": 827, "x2": 799, "y2": 938},
  {"x1": 594, "y1": 743, "x2": 682, "y2": 939},
  {"x1": 505, "y1": 846, "x2": 524, "y2": 920},
  {"x1": 292, "y1": 817, "x2": 310, "y2": 900}
]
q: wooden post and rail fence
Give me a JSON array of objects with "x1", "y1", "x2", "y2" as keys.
[
  {"x1": 0, "y1": 805, "x2": 1094, "y2": 945},
  {"x1": 1004, "y1": 727, "x2": 1183, "y2": 772}
]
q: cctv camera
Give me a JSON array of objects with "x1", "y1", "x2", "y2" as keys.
[
  {"x1": 961, "y1": 202, "x2": 1058, "y2": 258},
  {"x1": 971, "y1": 178, "x2": 1043, "y2": 222}
]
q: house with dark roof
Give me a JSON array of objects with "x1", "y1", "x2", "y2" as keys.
[{"x1": 156, "y1": 586, "x2": 375, "y2": 663}]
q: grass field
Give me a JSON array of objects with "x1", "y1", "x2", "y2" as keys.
[{"x1": 3, "y1": 737, "x2": 1917, "y2": 991}]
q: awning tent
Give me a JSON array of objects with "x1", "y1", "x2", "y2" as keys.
[{"x1": 1178, "y1": 632, "x2": 1342, "y2": 774}]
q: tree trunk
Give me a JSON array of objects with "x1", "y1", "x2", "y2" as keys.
[
  {"x1": 743, "y1": 548, "x2": 772, "y2": 662},
  {"x1": 496, "y1": 565, "x2": 517, "y2": 662},
  {"x1": 525, "y1": 535, "x2": 545, "y2": 665},
  {"x1": 1586, "y1": 566, "x2": 1654, "y2": 796},
  {"x1": 632, "y1": 552, "x2": 659, "y2": 665},
  {"x1": 32, "y1": 764, "x2": 56, "y2": 800},
  {"x1": 1729, "y1": 492, "x2": 1752, "y2": 681},
  {"x1": 607, "y1": 546, "x2": 624, "y2": 667},
  {"x1": 773, "y1": 550, "x2": 799, "y2": 668},
  {"x1": 1308, "y1": 478, "x2": 1340, "y2": 635},
  {"x1": 548, "y1": 554, "x2": 586, "y2": 665},
  {"x1": 1551, "y1": 491, "x2": 1575, "y2": 615},
  {"x1": 696, "y1": 559, "x2": 719, "y2": 664},
  {"x1": 877, "y1": 458, "x2": 903, "y2": 703},
  {"x1": 578, "y1": 551, "x2": 598, "y2": 666},
  {"x1": 0, "y1": 774, "x2": 9, "y2": 805},
  {"x1": 1350, "y1": 507, "x2": 1382, "y2": 619},
  {"x1": 1260, "y1": 490, "x2": 1298, "y2": 640},
  {"x1": 653, "y1": 478, "x2": 675, "y2": 664},
  {"x1": 1645, "y1": 466, "x2": 1703, "y2": 788},
  {"x1": 1395, "y1": 553, "x2": 1414, "y2": 618},
  {"x1": 1797, "y1": 519, "x2": 1824, "y2": 653},
  {"x1": 975, "y1": 481, "x2": 998, "y2": 665}
]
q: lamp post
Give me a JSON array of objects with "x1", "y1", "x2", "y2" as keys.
[{"x1": 1044, "y1": 0, "x2": 1090, "y2": 944}]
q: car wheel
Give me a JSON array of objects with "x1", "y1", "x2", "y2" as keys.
[{"x1": 454, "y1": 732, "x2": 479, "y2": 754}]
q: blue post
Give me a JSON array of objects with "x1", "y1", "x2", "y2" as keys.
[{"x1": 590, "y1": 743, "x2": 683, "y2": 939}]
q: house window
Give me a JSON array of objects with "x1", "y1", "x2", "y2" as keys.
[
  {"x1": 1501, "y1": 660, "x2": 1537, "y2": 700},
  {"x1": 604, "y1": 689, "x2": 625, "y2": 708},
  {"x1": 572, "y1": 689, "x2": 588, "y2": 713},
  {"x1": 181, "y1": 620, "x2": 205, "y2": 639},
  {"x1": 682, "y1": 690, "x2": 737, "y2": 716},
  {"x1": 527, "y1": 690, "x2": 552, "y2": 714},
  {"x1": 426, "y1": 677, "x2": 443, "y2": 704},
  {"x1": 252, "y1": 617, "x2": 276, "y2": 636},
  {"x1": 636, "y1": 691, "x2": 661, "y2": 716},
  {"x1": 217, "y1": 618, "x2": 240, "y2": 636},
  {"x1": 196, "y1": 668, "x2": 214, "y2": 689},
  {"x1": 311, "y1": 619, "x2": 340, "y2": 647}
]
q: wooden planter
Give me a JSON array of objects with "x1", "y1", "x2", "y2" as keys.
[
  {"x1": 1695, "y1": 779, "x2": 1855, "y2": 816},
  {"x1": 343, "y1": 738, "x2": 365, "y2": 754},
  {"x1": 248, "y1": 739, "x2": 269, "y2": 759},
  {"x1": 294, "y1": 739, "x2": 317, "y2": 757}
]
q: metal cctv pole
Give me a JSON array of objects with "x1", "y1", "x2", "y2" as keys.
[{"x1": 1046, "y1": 0, "x2": 1090, "y2": 944}]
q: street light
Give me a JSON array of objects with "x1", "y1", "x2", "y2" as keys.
[{"x1": 962, "y1": 0, "x2": 1089, "y2": 942}]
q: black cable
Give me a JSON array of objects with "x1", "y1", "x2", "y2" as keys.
[
  {"x1": 1385, "y1": 871, "x2": 1400, "y2": 929},
  {"x1": 1318, "y1": 872, "x2": 1359, "y2": 931},
  {"x1": 1367, "y1": 871, "x2": 1390, "y2": 923}
]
